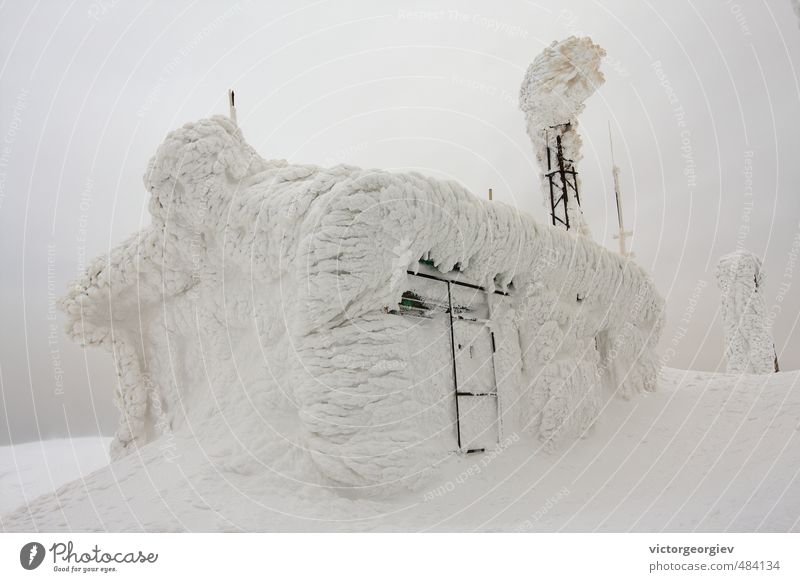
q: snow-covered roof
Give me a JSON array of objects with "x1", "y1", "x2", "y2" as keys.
[{"x1": 61, "y1": 116, "x2": 661, "y2": 345}]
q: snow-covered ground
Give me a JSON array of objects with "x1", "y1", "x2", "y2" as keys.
[
  {"x1": 3, "y1": 368, "x2": 798, "y2": 532},
  {"x1": 0, "y1": 437, "x2": 111, "y2": 516}
]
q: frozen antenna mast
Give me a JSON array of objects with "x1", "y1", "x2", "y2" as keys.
[
  {"x1": 228, "y1": 89, "x2": 237, "y2": 125},
  {"x1": 519, "y1": 37, "x2": 606, "y2": 237},
  {"x1": 544, "y1": 123, "x2": 581, "y2": 230},
  {"x1": 609, "y1": 124, "x2": 633, "y2": 257}
]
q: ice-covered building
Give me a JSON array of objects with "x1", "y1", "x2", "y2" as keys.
[
  {"x1": 59, "y1": 38, "x2": 664, "y2": 491},
  {"x1": 60, "y1": 115, "x2": 663, "y2": 491}
]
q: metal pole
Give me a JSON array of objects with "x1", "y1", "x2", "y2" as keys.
[
  {"x1": 446, "y1": 280, "x2": 463, "y2": 451},
  {"x1": 609, "y1": 123, "x2": 631, "y2": 257},
  {"x1": 556, "y1": 134, "x2": 570, "y2": 231},
  {"x1": 228, "y1": 89, "x2": 238, "y2": 125},
  {"x1": 486, "y1": 291, "x2": 502, "y2": 442}
]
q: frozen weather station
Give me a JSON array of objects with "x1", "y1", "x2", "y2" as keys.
[
  {"x1": 3, "y1": 6, "x2": 800, "y2": 574},
  {"x1": 40, "y1": 38, "x2": 663, "y2": 494}
]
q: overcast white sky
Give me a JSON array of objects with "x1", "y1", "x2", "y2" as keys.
[{"x1": 2, "y1": 0, "x2": 800, "y2": 445}]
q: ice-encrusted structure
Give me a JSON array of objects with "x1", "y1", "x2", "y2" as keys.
[
  {"x1": 519, "y1": 36, "x2": 606, "y2": 237},
  {"x1": 60, "y1": 115, "x2": 663, "y2": 492},
  {"x1": 716, "y1": 250, "x2": 776, "y2": 374}
]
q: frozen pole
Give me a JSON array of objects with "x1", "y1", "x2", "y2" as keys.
[
  {"x1": 488, "y1": 188, "x2": 493, "y2": 201},
  {"x1": 716, "y1": 250, "x2": 777, "y2": 373},
  {"x1": 609, "y1": 123, "x2": 632, "y2": 257},
  {"x1": 519, "y1": 37, "x2": 606, "y2": 238},
  {"x1": 228, "y1": 89, "x2": 237, "y2": 125}
]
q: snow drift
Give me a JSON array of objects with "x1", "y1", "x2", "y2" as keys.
[{"x1": 7, "y1": 367, "x2": 800, "y2": 532}]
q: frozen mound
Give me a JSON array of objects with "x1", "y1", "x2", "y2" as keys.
[
  {"x1": 59, "y1": 116, "x2": 663, "y2": 493},
  {"x1": 519, "y1": 36, "x2": 606, "y2": 237},
  {"x1": 716, "y1": 250, "x2": 776, "y2": 374}
]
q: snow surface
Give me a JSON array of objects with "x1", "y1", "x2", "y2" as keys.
[
  {"x1": 4, "y1": 368, "x2": 798, "y2": 532},
  {"x1": 716, "y1": 250, "x2": 776, "y2": 374},
  {"x1": 0, "y1": 437, "x2": 111, "y2": 516},
  {"x1": 57, "y1": 114, "x2": 663, "y2": 492}
]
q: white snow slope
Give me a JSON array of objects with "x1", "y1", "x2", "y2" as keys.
[
  {"x1": 4, "y1": 368, "x2": 798, "y2": 532},
  {"x1": 0, "y1": 437, "x2": 111, "y2": 516}
]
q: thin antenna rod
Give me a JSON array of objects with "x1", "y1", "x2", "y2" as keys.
[
  {"x1": 609, "y1": 122, "x2": 632, "y2": 257},
  {"x1": 228, "y1": 89, "x2": 237, "y2": 125}
]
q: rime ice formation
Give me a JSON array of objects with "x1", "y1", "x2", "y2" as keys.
[
  {"x1": 519, "y1": 36, "x2": 606, "y2": 237},
  {"x1": 60, "y1": 115, "x2": 663, "y2": 492},
  {"x1": 716, "y1": 250, "x2": 776, "y2": 374}
]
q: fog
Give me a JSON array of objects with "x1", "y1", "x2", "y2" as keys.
[{"x1": 2, "y1": 0, "x2": 800, "y2": 445}]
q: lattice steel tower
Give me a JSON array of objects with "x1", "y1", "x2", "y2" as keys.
[{"x1": 544, "y1": 122, "x2": 581, "y2": 230}]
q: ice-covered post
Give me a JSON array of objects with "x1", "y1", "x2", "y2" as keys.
[
  {"x1": 609, "y1": 123, "x2": 633, "y2": 257},
  {"x1": 519, "y1": 37, "x2": 606, "y2": 237},
  {"x1": 228, "y1": 89, "x2": 237, "y2": 125},
  {"x1": 716, "y1": 250, "x2": 777, "y2": 374}
]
